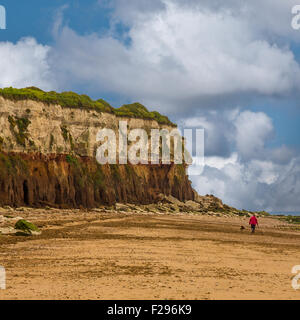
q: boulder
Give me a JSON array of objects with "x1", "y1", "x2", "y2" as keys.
[
  {"x1": 0, "y1": 227, "x2": 16, "y2": 235},
  {"x1": 15, "y1": 219, "x2": 41, "y2": 235},
  {"x1": 162, "y1": 194, "x2": 185, "y2": 207},
  {"x1": 3, "y1": 206, "x2": 13, "y2": 211},
  {"x1": 115, "y1": 203, "x2": 130, "y2": 211},
  {"x1": 183, "y1": 200, "x2": 202, "y2": 212}
]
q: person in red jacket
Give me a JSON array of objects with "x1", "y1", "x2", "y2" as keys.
[{"x1": 249, "y1": 214, "x2": 258, "y2": 233}]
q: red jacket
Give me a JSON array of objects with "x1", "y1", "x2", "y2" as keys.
[{"x1": 249, "y1": 216, "x2": 258, "y2": 225}]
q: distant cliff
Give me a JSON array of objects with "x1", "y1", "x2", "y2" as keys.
[{"x1": 0, "y1": 87, "x2": 194, "y2": 208}]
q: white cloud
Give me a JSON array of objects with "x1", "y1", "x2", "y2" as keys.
[
  {"x1": 191, "y1": 154, "x2": 300, "y2": 212},
  {"x1": 0, "y1": 38, "x2": 55, "y2": 90},
  {"x1": 205, "y1": 153, "x2": 238, "y2": 170},
  {"x1": 234, "y1": 111, "x2": 274, "y2": 160},
  {"x1": 188, "y1": 109, "x2": 300, "y2": 212},
  {"x1": 50, "y1": 0, "x2": 300, "y2": 112},
  {"x1": 110, "y1": 0, "x2": 300, "y2": 41},
  {"x1": 268, "y1": 145, "x2": 296, "y2": 164},
  {"x1": 180, "y1": 115, "x2": 232, "y2": 157}
]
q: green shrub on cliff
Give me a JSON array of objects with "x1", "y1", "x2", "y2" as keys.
[
  {"x1": 0, "y1": 87, "x2": 114, "y2": 114},
  {"x1": 49, "y1": 134, "x2": 55, "y2": 150},
  {"x1": 8, "y1": 115, "x2": 31, "y2": 147},
  {"x1": 65, "y1": 155, "x2": 106, "y2": 190},
  {"x1": 110, "y1": 164, "x2": 121, "y2": 182},
  {"x1": 66, "y1": 154, "x2": 78, "y2": 166},
  {"x1": 0, "y1": 87, "x2": 176, "y2": 126},
  {"x1": 94, "y1": 164, "x2": 105, "y2": 188},
  {"x1": 114, "y1": 103, "x2": 175, "y2": 126},
  {"x1": 0, "y1": 152, "x2": 28, "y2": 178},
  {"x1": 61, "y1": 125, "x2": 69, "y2": 141}
]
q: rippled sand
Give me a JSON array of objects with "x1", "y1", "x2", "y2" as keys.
[{"x1": 1, "y1": 209, "x2": 300, "y2": 300}]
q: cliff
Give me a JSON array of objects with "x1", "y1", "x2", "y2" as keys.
[{"x1": 0, "y1": 88, "x2": 194, "y2": 208}]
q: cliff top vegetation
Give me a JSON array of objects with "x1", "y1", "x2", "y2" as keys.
[{"x1": 0, "y1": 87, "x2": 175, "y2": 126}]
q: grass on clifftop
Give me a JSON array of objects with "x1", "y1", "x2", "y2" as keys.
[
  {"x1": 115, "y1": 103, "x2": 175, "y2": 126},
  {"x1": 0, "y1": 87, "x2": 114, "y2": 114},
  {"x1": 0, "y1": 87, "x2": 175, "y2": 126}
]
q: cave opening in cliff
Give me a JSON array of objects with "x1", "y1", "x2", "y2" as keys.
[
  {"x1": 55, "y1": 183, "x2": 62, "y2": 204},
  {"x1": 23, "y1": 180, "x2": 29, "y2": 205}
]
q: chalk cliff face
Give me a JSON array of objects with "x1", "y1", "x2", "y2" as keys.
[{"x1": 0, "y1": 96, "x2": 194, "y2": 208}]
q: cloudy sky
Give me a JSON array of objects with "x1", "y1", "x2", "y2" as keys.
[{"x1": 0, "y1": 0, "x2": 300, "y2": 212}]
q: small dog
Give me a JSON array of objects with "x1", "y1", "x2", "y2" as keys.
[{"x1": 240, "y1": 226, "x2": 245, "y2": 230}]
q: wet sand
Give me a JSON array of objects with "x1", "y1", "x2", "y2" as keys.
[{"x1": 1, "y1": 209, "x2": 300, "y2": 300}]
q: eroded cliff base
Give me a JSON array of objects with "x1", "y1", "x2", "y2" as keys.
[{"x1": 0, "y1": 152, "x2": 194, "y2": 208}]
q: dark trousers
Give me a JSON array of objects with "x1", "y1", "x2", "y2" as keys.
[{"x1": 251, "y1": 224, "x2": 256, "y2": 233}]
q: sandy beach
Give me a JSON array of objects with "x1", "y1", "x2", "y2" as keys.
[{"x1": 1, "y1": 209, "x2": 300, "y2": 300}]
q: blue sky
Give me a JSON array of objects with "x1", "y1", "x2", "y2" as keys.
[
  {"x1": 0, "y1": 0, "x2": 111, "y2": 43},
  {"x1": 0, "y1": 0, "x2": 299, "y2": 211}
]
